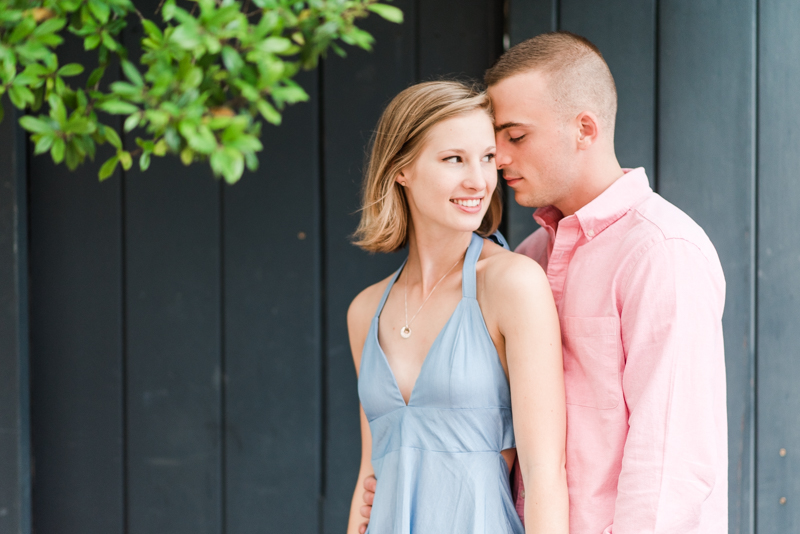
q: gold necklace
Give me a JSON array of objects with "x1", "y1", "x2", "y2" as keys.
[{"x1": 401, "y1": 251, "x2": 465, "y2": 339}]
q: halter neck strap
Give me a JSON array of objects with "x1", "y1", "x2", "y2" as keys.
[
  {"x1": 373, "y1": 233, "x2": 484, "y2": 318},
  {"x1": 375, "y1": 258, "x2": 407, "y2": 319},
  {"x1": 461, "y1": 233, "x2": 484, "y2": 299}
]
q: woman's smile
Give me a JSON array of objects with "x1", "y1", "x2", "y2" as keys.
[{"x1": 450, "y1": 197, "x2": 484, "y2": 213}]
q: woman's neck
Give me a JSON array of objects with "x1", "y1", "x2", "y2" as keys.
[{"x1": 405, "y1": 224, "x2": 473, "y2": 293}]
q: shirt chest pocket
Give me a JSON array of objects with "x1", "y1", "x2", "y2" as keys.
[{"x1": 562, "y1": 316, "x2": 621, "y2": 410}]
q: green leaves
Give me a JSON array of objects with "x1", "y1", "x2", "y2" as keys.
[
  {"x1": 257, "y1": 100, "x2": 281, "y2": 125},
  {"x1": 57, "y1": 63, "x2": 84, "y2": 77},
  {"x1": 260, "y1": 36, "x2": 293, "y2": 54},
  {"x1": 368, "y1": 4, "x2": 404, "y2": 23},
  {"x1": 97, "y1": 100, "x2": 138, "y2": 114},
  {"x1": 8, "y1": 85, "x2": 34, "y2": 108},
  {"x1": 98, "y1": 154, "x2": 118, "y2": 180},
  {"x1": 221, "y1": 46, "x2": 244, "y2": 75},
  {"x1": 104, "y1": 126, "x2": 122, "y2": 149},
  {"x1": 34, "y1": 18, "x2": 67, "y2": 37},
  {"x1": 84, "y1": 34, "x2": 101, "y2": 50},
  {"x1": 121, "y1": 60, "x2": 143, "y2": 86},
  {"x1": 210, "y1": 146, "x2": 244, "y2": 184},
  {"x1": 1, "y1": 0, "x2": 405, "y2": 184},
  {"x1": 19, "y1": 115, "x2": 54, "y2": 134},
  {"x1": 33, "y1": 134, "x2": 55, "y2": 154}
]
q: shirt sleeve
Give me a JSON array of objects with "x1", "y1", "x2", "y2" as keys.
[
  {"x1": 514, "y1": 227, "x2": 549, "y2": 268},
  {"x1": 609, "y1": 238, "x2": 727, "y2": 533}
]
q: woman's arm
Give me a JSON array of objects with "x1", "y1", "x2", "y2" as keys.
[
  {"x1": 490, "y1": 255, "x2": 568, "y2": 534},
  {"x1": 345, "y1": 288, "x2": 379, "y2": 534}
]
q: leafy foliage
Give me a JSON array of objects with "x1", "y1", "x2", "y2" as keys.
[{"x1": 0, "y1": 0, "x2": 403, "y2": 183}]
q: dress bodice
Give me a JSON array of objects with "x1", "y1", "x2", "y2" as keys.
[{"x1": 357, "y1": 233, "x2": 523, "y2": 534}]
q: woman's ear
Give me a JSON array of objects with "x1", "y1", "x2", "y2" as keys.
[{"x1": 396, "y1": 170, "x2": 407, "y2": 187}]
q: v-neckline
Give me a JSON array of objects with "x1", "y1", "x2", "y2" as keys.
[
  {"x1": 371, "y1": 233, "x2": 481, "y2": 407},
  {"x1": 373, "y1": 299, "x2": 465, "y2": 407}
]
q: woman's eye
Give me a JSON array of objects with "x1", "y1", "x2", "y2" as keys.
[
  {"x1": 443, "y1": 156, "x2": 462, "y2": 163},
  {"x1": 482, "y1": 153, "x2": 495, "y2": 162}
]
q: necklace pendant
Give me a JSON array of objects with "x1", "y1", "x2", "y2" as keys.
[{"x1": 400, "y1": 326, "x2": 411, "y2": 339}]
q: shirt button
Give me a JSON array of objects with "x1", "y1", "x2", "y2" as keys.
[
  {"x1": 586, "y1": 229, "x2": 595, "y2": 237},
  {"x1": 520, "y1": 489, "x2": 526, "y2": 499}
]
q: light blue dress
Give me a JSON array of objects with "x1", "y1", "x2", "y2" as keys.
[{"x1": 358, "y1": 233, "x2": 524, "y2": 534}]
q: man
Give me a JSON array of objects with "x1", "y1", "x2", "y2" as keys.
[{"x1": 359, "y1": 31, "x2": 728, "y2": 533}]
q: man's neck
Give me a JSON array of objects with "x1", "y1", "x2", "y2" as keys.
[{"x1": 556, "y1": 155, "x2": 624, "y2": 217}]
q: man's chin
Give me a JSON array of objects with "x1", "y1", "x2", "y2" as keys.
[{"x1": 511, "y1": 189, "x2": 546, "y2": 209}]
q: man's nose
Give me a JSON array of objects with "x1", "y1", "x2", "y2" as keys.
[{"x1": 495, "y1": 145, "x2": 512, "y2": 168}]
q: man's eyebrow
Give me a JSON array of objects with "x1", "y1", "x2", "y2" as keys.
[{"x1": 494, "y1": 122, "x2": 529, "y2": 132}]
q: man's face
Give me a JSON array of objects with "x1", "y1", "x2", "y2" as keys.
[{"x1": 489, "y1": 70, "x2": 577, "y2": 210}]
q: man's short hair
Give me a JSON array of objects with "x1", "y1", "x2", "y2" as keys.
[{"x1": 485, "y1": 31, "x2": 618, "y2": 133}]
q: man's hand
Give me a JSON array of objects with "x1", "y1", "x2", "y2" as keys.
[{"x1": 358, "y1": 475, "x2": 377, "y2": 534}]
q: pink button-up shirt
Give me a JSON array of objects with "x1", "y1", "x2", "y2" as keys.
[{"x1": 513, "y1": 168, "x2": 728, "y2": 533}]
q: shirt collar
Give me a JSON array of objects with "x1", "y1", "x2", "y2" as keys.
[{"x1": 533, "y1": 167, "x2": 652, "y2": 240}]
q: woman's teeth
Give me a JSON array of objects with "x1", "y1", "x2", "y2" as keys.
[{"x1": 452, "y1": 198, "x2": 481, "y2": 207}]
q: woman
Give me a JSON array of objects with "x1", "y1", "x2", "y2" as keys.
[{"x1": 346, "y1": 81, "x2": 568, "y2": 534}]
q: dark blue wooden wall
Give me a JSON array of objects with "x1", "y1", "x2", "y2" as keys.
[
  {"x1": 0, "y1": 100, "x2": 31, "y2": 534},
  {"x1": 0, "y1": 0, "x2": 798, "y2": 533}
]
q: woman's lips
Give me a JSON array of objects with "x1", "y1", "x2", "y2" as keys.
[{"x1": 450, "y1": 197, "x2": 483, "y2": 213}]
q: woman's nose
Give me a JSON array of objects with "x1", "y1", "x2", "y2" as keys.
[{"x1": 463, "y1": 161, "x2": 488, "y2": 190}]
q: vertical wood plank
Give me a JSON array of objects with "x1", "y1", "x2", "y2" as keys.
[
  {"x1": 0, "y1": 100, "x2": 31, "y2": 534},
  {"x1": 504, "y1": 0, "x2": 556, "y2": 248},
  {"x1": 124, "y1": 155, "x2": 222, "y2": 534},
  {"x1": 28, "y1": 42, "x2": 125, "y2": 534},
  {"x1": 658, "y1": 2, "x2": 756, "y2": 532},
  {"x1": 757, "y1": 1, "x2": 800, "y2": 532},
  {"x1": 223, "y1": 71, "x2": 321, "y2": 534},
  {"x1": 559, "y1": 0, "x2": 656, "y2": 178},
  {"x1": 322, "y1": 2, "x2": 416, "y2": 531},
  {"x1": 122, "y1": 13, "x2": 222, "y2": 534},
  {"x1": 418, "y1": 0, "x2": 503, "y2": 80},
  {"x1": 509, "y1": 0, "x2": 557, "y2": 51}
]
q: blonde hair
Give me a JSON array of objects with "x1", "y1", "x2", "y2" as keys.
[
  {"x1": 353, "y1": 81, "x2": 503, "y2": 253},
  {"x1": 485, "y1": 31, "x2": 617, "y2": 134}
]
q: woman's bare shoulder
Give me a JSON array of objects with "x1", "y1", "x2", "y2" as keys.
[
  {"x1": 348, "y1": 274, "x2": 393, "y2": 327},
  {"x1": 478, "y1": 239, "x2": 549, "y2": 299},
  {"x1": 347, "y1": 271, "x2": 397, "y2": 365}
]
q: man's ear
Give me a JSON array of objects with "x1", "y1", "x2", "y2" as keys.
[{"x1": 576, "y1": 111, "x2": 600, "y2": 149}]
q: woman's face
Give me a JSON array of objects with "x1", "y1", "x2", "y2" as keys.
[{"x1": 398, "y1": 109, "x2": 497, "y2": 235}]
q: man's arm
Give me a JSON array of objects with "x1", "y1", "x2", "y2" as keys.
[
  {"x1": 611, "y1": 238, "x2": 727, "y2": 533},
  {"x1": 359, "y1": 476, "x2": 376, "y2": 534}
]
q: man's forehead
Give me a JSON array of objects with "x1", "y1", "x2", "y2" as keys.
[
  {"x1": 489, "y1": 71, "x2": 548, "y2": 101},
  {"x1": 489, "y1": 71, "x2": 552, "y2": 125}
]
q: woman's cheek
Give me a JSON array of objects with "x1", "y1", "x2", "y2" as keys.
[{"x1": 485, "y1": 168, "x2": 498, "y2": 193}]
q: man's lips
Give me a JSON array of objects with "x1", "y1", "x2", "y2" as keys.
[{"x1": 504, "y1": 176, "x2": 524, "y2": 186}]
